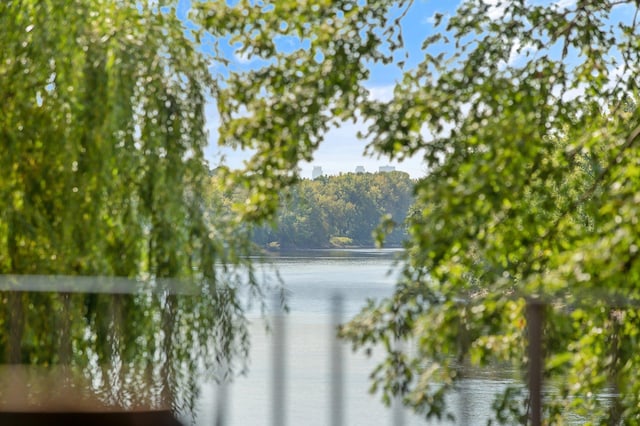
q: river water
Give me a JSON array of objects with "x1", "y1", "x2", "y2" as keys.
[{"x1": 194, "y1": 249, "x2": 516, "y2": 426}]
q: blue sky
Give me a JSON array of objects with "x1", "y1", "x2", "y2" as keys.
[
  {"x1": 185, "y1": 0, "x2": 456, "y2": 178},
  {"x1": 186, "y1": 0, "x2": 633, "y2": 178}
]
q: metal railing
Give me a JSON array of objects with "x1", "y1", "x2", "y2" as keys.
[
  {"x1": 212, "y1": 293, "x2": 629, "y2": 426},
  {"x1": 0, "y1": 277, "x2": 630, "y2": 425},
  {"x1": 211, "y1": 293, "x2": 409, "y2": 426}
]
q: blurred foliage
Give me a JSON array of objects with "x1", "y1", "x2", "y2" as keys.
[
  {"x1": 0, "y1": 0, "x2": 261, "y2": 418},
  {"x1": 249, "y1": 171, "x2": 414, "y2": 248},
  {"x1": 4, "y1": 0, "x2": 640, "y2": 423},
  {"x1": 337, "y1": 1, "x2": 640, "y2": 424},
  {"x1": 199, "y1": 0, "x2": 639, "y2": 423}
]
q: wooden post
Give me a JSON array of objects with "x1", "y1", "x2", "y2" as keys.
[
  {"x1": 8, "y1": 292, "x2": 24, "y2": 364},
  {"x1": 59, "y1": 292, "x2": 72, "y2": 366}
]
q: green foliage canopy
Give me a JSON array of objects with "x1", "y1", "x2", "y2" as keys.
[
  {"x1": 195, "y1": 0, "x2": 640, "y2": 423},
  {"x1": 339, "y1": 1, "x2": 640, "y2": 423},
  {"x1": 3, "y1": 0, "x2": 640, "y2": 423},
  {"x1": 0, "y1": 0, "x2": 259, "y2": 415},
  {"x1": 252, "y1": 172, "x2": 414, "y2": 248}
]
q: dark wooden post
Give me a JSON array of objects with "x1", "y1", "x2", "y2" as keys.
[
  {"x1": 59, "y1": 292, "x2": 72, "y2": 366},
  {"x1": 8, "y1": 292, "x2": 24, "y2": 364}
]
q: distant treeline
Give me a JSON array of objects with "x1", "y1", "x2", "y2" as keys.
[{"x1": 252, "y1": 171, "x2": 415, "y2": 249}]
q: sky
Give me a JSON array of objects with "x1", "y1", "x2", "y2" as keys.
[
  {"x1": 184, "y1": 0, "x2": 635, "y2": 179},
  {"x1": 188, "y1": 0, "x2": 456, "y2": 179}
]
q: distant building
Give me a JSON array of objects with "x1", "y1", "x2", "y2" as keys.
[
  {"x1": 379, "y1": 165, "x2": 396, "y2": 173},
  {"x1": 312, "y1": 166, "x2": 323, "y2": 179},
  {"x1": 355, "y1": 166, "x2": 365, "y2": 173}
]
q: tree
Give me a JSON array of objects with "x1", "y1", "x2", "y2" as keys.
[
  {"x1": 194, "y1": 0, "x2": 640, "y2": 423},
  {"x1": 249, "y1": 172, "x2": 414, "y2": 248},
  {"x1": 3, "y1": 0, "x2": 404, "y2": 413},
  {"x1": 0, "y1": 0, "x2": 260, "y2": 417},
  {"x1": 5, "y1": 0, "x2": 640, "y2": 423},
  {"x1": 338, "y1": 1, "x2": 640, "y2": 424}
]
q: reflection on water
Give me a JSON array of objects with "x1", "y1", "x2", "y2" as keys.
[
  {"x1": 199, "y1": 320, "x2": 522, "y2": 426},
  {"x1": 196, "y1": 249, "x2": 524, "y2": 426},
  {"x1": 249, "y1": 248, "x2": 403, "y2": 320}
]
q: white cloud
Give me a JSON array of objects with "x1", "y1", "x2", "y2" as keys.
[
  {"x1": 555, "y1": 0, "x2": 576, "y2": 9},
  {"x1": 610, "y1": 63, "x2": 633, "y2": 85},
  {"x1": 423, "y1": 14, "x2": 436, "y2": 25},
  {"x1": 234, "y1": 50, "x2": 253, "y2": 64},
  {"x1": 302, "y1": 119, "x2": 427, "y2": 178},
  {"x1": 423, "y1": 12, "x2": 448, "y2": 25},
  {"x1": 367, "y1": 85, "x2": 395, "y2": 102},
  {"x1": 507, "y1": 40, "x2": 538, "y2": 65},
  {"x1": 483, "y1": 0, "x2": 507, "y2": 20},
  {"x1": 204, "y1": 83, "x2": 429, "y2": 178},
  {"x1": 560, "y1": 85, "x2": 585, "y2": 103}
]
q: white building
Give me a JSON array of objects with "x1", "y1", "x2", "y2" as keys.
[
  {"x1": 312, "y1": 166, "x2": 323, "y2": 179},
  {"x1": 355, "y1": 166, "x2": 365, "y2": 173},
  {"x1": 379, "y1": 165, "x2": 396, "y2": 173}
]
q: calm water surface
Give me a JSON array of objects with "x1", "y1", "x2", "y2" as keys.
[
  {"x1": 253, "y1": 248, "x2": 404, "y2": 319},
  {"x1": 195, "y1": 249, "x2": 514, "y2": 426}
]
